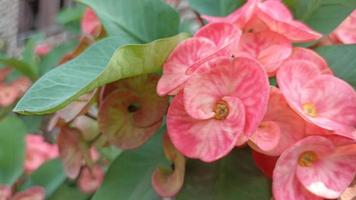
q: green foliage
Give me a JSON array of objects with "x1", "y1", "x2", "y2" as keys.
[
  {"x1": 92, "y1": 130, "x2": 169, "y2": 200},
  {"x1": 14, "y1": 33, "x2": 189, "y2": 115},
  {"x1": 79, "y1": 0, "x2": 180, "y2": 42},
  {"x1": 49, "y1": 182, "x2": 89, "y2": 200},
  {"x1": 286, "y1": 0, "x2": 356, "y2": 34},
  {"x1": 316, "y1": 44, "x2": 356, "y2": 89},
  {"x1": 0, "y1": 116, "x2": 26, "y2": 185},
  {"x1": 20, "y1": 159, "x2": 66, "y2": 197},
  {"x1": 57, "y1": 5, "x2": 85, "y2": 34},
  {"x1": 177, "y1": 148, "x2": 271, "y2": 200},
  {"x1": 188, "y1": 0, "x2": 245, "y2": 16}
]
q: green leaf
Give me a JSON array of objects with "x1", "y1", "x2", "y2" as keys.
[
  {"x1": 20, "y1": 159, "x2": 67, "y2": 198},
  {"x1": 0, "y1": 115, "x2": 26, "y2": 185},
  {"x1": 79, "y1": 0, "x2": 180, "y2": 42},
  {"x1": 48, "y1": 182, "x2": 89, "y2": 200},
  {"x1": 19, "y1": 115, "x2": 43, "y2": 133},
  {"x1": 316, "y1": 44, "x2": 356, "y2": 88},
  {"x1": 188, "y1": 0, "x2": 245, "y2": 16},
  {"x1": 286, "y1": 0, "x2": 356, "y2": 34},
  {"x1": 14, "y1": 33, "x2": 189, "y2": 115},
  {"x1": 39, "y1": 40, "x2": 79, "y2": 75},
  {"x1": 92, "y1": 129, "x2": 168, "y2": 200},
  {"x1": 177, "y1": 148, "x2": 271, "y2": 200}
]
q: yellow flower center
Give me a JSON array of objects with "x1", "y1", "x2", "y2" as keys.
[
  {"x1": 213, "y1": 100, "x2": 229, "y2": 120},
  {"x1": 298, "y1": 151, "x2": 318, "y2": 167},
  {"x1": 302, "y1": 103, "x2": 317, "y2": 117}
]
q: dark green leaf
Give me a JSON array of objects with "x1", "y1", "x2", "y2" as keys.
[
  {"x1": 188, "y1": 0, "x2": 245, "y2": 16},
  {"x1": 48, "y1": 181, "x2": 89, "y2": 200},
  {"x1": 0, "y1": 115, "x2": 26, "y2": 185},
  {"x1": 316, "y1": 44, "x2": 356, "y2": 88},
  {"x1": 177, "y1": 148, "x2": 271, "y2": 200},
  {"x1": 79, "y1": 0, "x2": 180, "y2": 42},
  {"x1": 286, "y1": 0, "x2": 356, "y2": 34},
  {"x1": 92, "y1": 129, "x2": 169, "y2": 200},
  {"x1": 20, "y1": 159, "x2": 66, "y2": 198},
  {"x1": 14, "y1": 33, "x2": 189, "y2": 115},
  {"x1": 19, "y1": 115, "x2": 43, "y2": 133}
]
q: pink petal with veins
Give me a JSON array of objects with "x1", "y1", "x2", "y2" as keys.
[
  {"x1": 288, "y1": 47, "x2": 332, "y2": 75},
  {"x1": 273, "y1": 136, "x2": 334, "y2": 200},
  {"x1": 257, "y1": 1, "x2": 321, "y2": 42},
  {"x1": 236, "y1": 30, "x2": 292, "y2": 75},
  {"x1": 167, "y1": 91, "x2": 245, "y2": 162},
  {"x1": 157, "y1": 23, "x2": 241, "y2": 96},
  {"x1": 183, "y1": 57, "x2": 269, "y2": 136},
  {"x1": 296, "y1": 141, "x2": 356, "y2": 199},
  {"x1": 299, "y1": 75, "x2": 356, "y2": 138}
]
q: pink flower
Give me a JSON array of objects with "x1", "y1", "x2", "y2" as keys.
[
  {"x1": 77, "y1": 165, "x2": 104, "y2": 194},
  {"x1": 25, "y1": 134, "x2": 58, "y2": 174},
  {"x1": 167, "y1": 57, "x2": 269, "y2": 162},
  {"x1": 203, "y1": 0, "x2": 321, "y2": 42},
  {"x1": 277, "y1": 48, "x2": 356, "y2": 139},
  {"x1": 81, "y1": 8, "x2": 101, "y2": 36},
  {"x1": 157, "y1": 22, "x2": 241, "y2": 96},
  {"x1": 273, "y1": 136, "x2": 356, "y2": 200},
  {"x1": 331, "y1": 10, "x2": 356, "y2": 44},
  {"x1": 34, "y1": 43, "x2": 52, "y2": 57},
  {"x1": 248, "y1": 87, "x2": 305, "y2": 156}
]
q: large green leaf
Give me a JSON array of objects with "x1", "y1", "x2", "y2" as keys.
[
  {"x1": 0, "y1": 115, "x2": 27, "y2": 185},
  {"x1": 20, "y1": 159, "x2": 67, "y2": 198},
  {"x1": 177, "y1": 148, "x2": 271, "y2": 200},
  {"x1": 79, "y1": 0, "x2": 180, "y2": 42},
  {"x1": 48, "y1": 182, "x2": 89, "y2": 200},
  {"x1": 188, "y1": 0, "x2": 245, "y2": 16},
  {"x1": 286, "y1": 0, "x2": 356, "y2": 34},
  {"x1": 92, "y1": 129, "x2": 169, "y2": 200},
  {"x1": 14, "y1": 33, "x2": 189, "y2": 115},
  {"x1": 316, "y1": 44, "x2": 356, "y2": 88}
]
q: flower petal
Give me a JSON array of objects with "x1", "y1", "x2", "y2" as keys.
[
  {"x1": 152, "y1": 134, "x2": 185, "y2": 197},
  {"x1": 98, "y1": 90, "x2": 162, "y2": 149},
  {"x1": 277, "y1": 59, "x2": 322, "y2": 110},
  {"x1": 296, "y1": 143, "x2": 356, "y2": 199},
  {"x1": 273, "y1": 136, "x2": 332, "y2": 200},
  {"x1": 288, "y1": 47, "x2": 332, "y2": 75},
  {"x1": 257, "y1": 1, "x2": 321, "y2": 42},
  {"x1": 236, "y1": 30, "x2": 292, "y2": 75},
  {"x1": 184, "y1": 57, "x2": 269, "y2": 135},
  {"x1": 167, "y1": 92, "x2": 245, "y2": 162},
  {"x1": 157, "y1": 37, "x2": 215, "y2": 96},
  {"x1": 299, "y1": 75, "x2": 356, "y2": 138}
]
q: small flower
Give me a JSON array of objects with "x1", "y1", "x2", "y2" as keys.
[
  {"x1": 277, "y1": 48, "x2": 356, "y2": 139},
  {"x1": 34, "y1": 43, "x2": 52, "y2": 57},
  {"x1": 167, "y1": 57, "x2": 269, "y2": 162},
  {"x1": 273, "y1": 136, "x2": 356, "y2": 200}
]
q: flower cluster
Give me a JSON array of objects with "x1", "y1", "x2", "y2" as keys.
[{"x1": 157, "y1": 0, "x2": 356, "y2": 199}]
